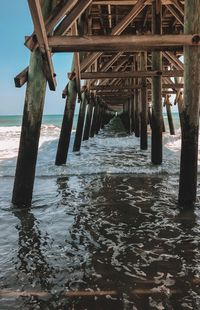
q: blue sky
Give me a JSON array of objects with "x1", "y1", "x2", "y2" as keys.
[{"x1": 0, "y1": 1, "x2": 72, "y2": 115}]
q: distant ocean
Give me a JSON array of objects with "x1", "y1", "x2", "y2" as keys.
[{"x1": 1, "y1": 113, "x2": 200, "y2": 309}]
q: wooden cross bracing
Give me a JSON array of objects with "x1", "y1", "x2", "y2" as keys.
[{"x1": 14, "y1": 0, "x2": 192, "y2": 111}]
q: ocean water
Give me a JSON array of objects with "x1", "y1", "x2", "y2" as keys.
[{"x1": 0, "y1": 113, "x2": 200, "y2": 309}]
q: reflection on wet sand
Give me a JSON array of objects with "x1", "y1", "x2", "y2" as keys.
[{"x1": 1, "y1": 174, "x2": 200, "y2": 309}]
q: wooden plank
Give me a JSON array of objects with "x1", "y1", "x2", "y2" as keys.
[
  {"x1": 166, "y1": 4, "x2": 184, "y2": 26},
  {"x1": 49, "y1": 34, "x2": 198, "y2": 53},
  {"x1": 80, "y1": 70, "x2": 183, "y2": 79},
  {"x1": 92, "y1": 0, "x2": 178, "y2": 5},
  {"x1": 54, "y1": 0, "x2": 92, "y2": 36},
  {"x1": 172, "y1": 0, "x2": 184, "y2": 16},
  {"x1": 28, "y1": 0, "x2": 56, "y2": 90},
  {"x1": 14, "y1": 67, "x2": 28, "y2": 88},
  {"x1": 162, "y1": 51, "x2": 184, "y2": 69},
  {"x1": 91, "y1": 83, "x2": 183, "y2": 90}
]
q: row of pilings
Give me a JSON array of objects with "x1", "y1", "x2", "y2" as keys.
[{"x1": 12, "y1": 0, "x2": 200, "y2": 208}]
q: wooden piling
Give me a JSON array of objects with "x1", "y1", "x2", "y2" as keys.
[
  {"x1": 100, "y1": 106, "x2": 106, "y2": 129},
  {"x1": 162, "y1": 117, "x2": 166, "y2": 133},
  {"x1": 148, "y1": 105, "x2": 153, "y2": 130},
  {"x1": 178, "y1": 0, "x2": 200, "y2": 206},
  {"x1": 151, "y1": 0, "x2": 163, "y2": 164},
  {"x1": 83, "y1": 94, "x2": 94, "y2": 141},
  {"x1": 12, "y1": 0, "x2": 55, "y2": 206},
  {"x1": 165, "y1": 95, "x2": 175, "y2": 135},
  {"x1": 140, "y1": 52, "x2": 148, "y2": 150},
  {"x1": 90, "y1": 98, "x2": 98, "y2": 138},
  {"x1": 134, "y1": 56, "x2": 140, "y2": 137},
  {"x1": 94, "y1": 100, "x2": 101, "y2": 135},
  {"x1": 95, "y1": 102, "x2": 103, "y2": 134},
  {"x1": 73, "y1": 91, "x2": 88, "y2": 152},
  {"x1": 55, "y1": 59, "x2": 77, "y2": 165}
]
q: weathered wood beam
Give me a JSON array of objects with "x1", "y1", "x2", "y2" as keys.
[
  {"x1": 92, "y1": 0, "x2": 179, "y2": 4},
  {"x1": 80, "y1": 70, "x2": 183, "y2": 79},
  {"x1": 54, "y1": 0, "x2": 92, "y2": 36},
  {"x1": 162, "y1": 51, "x2": 184, "y2": 69},
  {"x1": 48, "y1": 34, "x2": 199, "y2": 53},
  {"x1": 172, "y1": 0, "x2": 184, "y2": 16},
  {"x1": 90, "y1": 83, "x2": 183, "y2": 90},
  {"x1": 166, "y1": 4, "x2": 184, "y2": 26},
  {"x1": 25, "y1": 0, "x2": 78, "y2": 50},
  {"x1": 28, "y1": 0, "x2": 56, "y2": 90},
  {"x1": 178, "y1": 0, "x2": 200, "y2": 207},
  {"x1": 14, "y1": 67, "x2": 29, "y2": 88}
]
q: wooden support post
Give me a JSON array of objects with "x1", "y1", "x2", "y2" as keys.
[
  {"x1": 12, "y1": 1, "x2": 55, "y2": 206},
  {"x1": 95, "y1": 101, "x2": 101, "y2": 134},
  {"x1": 134, "y1": 56, "x2": 140, "y2": 137},
  {"x1": 90, "y1": 99, "x2": 98, "y2": 138},
  {"x1": 83, "y1": 95, "x2": 94, "y2": 140},
  {"x1": 140, "y1": 52, "x2": 148, "y2": 150},
  {"x1": 100, "y1": 107, "x2": 106, "y2": 129},
  {"x1": 177, "y1": 91, "x2": 184, "y2": 130},
  {"x1": 148, "y1": 105, "x2": 153, "y2": 130},
  {"x1": 151, "y1": 0, "x2": 163, "y2": 164},
  {"x1": 73, "y1": 91, "x2": 88, "y2": 152},
  {"x1": 121, "y1": 101, "x2": 130, "y2": 133},
  {"x1": 165, "y1": 95, "x2": 175, "y2": 135},
  {"x1": 128, "y1": 98, "x2": 132, "y2": 134},
  {"x1": 162, "y1": 117, "x2": 166, "y2": 132},
  {"x1": 55, "y1": 59, "x2": 77, "y2": 165},
  {"x1": 178, "y1": 0, "x2": 200, "y2": 206},
  {"x1": 130, "y1": 94, "x2": 135, "y2": 132},
  {"x1": 174, "y1": 77, "x2": 184, "y2": 130}
]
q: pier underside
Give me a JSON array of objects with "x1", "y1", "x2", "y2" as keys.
[{"x1": 12, "y1": 0, "x2": 200, "y2": 208}]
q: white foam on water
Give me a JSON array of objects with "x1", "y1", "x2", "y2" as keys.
[{"x1": 0, "y1": 119, "x2": 200, "y2": 177}]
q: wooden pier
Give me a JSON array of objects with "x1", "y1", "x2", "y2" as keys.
[{"x1": 12, "y1": 0, "x2": 200, "y2": 207}]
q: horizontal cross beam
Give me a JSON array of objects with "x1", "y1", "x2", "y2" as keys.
[
  {"x1": 92, "y1": 0, "x2": 176, "y2": 4},
  {"x1": 79, "y1": 70, "x2": 183, "y2": 80},
  {"x1": 90, "y1": 83, "x2": 184, "y2": 90},
  {"x1": 48, "y1": 35, "x2": 199, "y2": 53}
]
